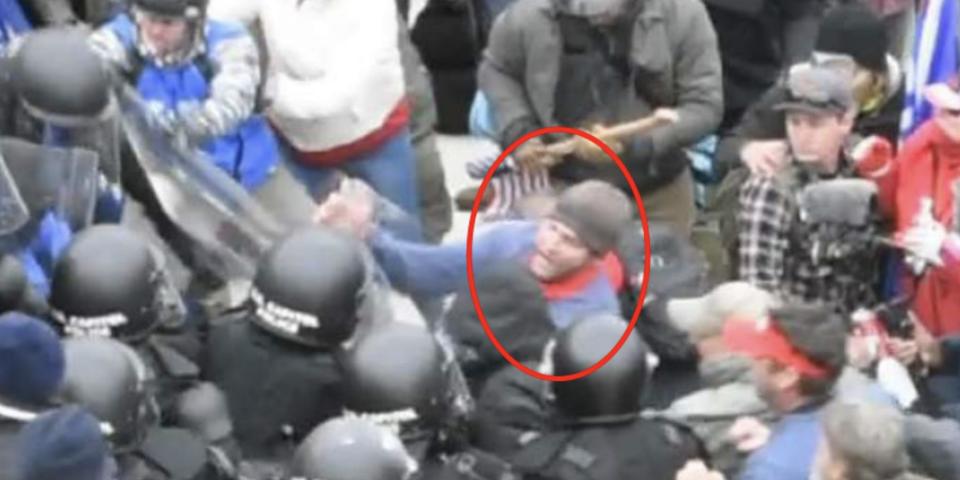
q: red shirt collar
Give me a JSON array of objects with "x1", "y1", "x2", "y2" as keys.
[{"x1": 537, "y1": 253, "x2": 624, "y2": 300}]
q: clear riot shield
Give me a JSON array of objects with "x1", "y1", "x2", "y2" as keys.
[
  {"x1": 116, "y1": 87, "x2": 286, "y2": 281},
  {"x1": 0, "y1": 149, "x2": 29, "y2": 236},
  {"x1": 0, "y1": 136, "x2": 100, "y2": 235},
  {"x1": 39, "y1": 113, "x2": 123, "y2": 188}
]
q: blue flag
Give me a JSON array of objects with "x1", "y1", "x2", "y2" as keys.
[{"x1": 901, "y1": 0, "x2": 960, "y2": 139}]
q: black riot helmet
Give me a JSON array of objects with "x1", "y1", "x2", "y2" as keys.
[
  {"x1": 551, "y1": 314, "x2": 651, "y2": 419},
  {"x1": 340, "y1": 323, "x2": 446, "y2": 435},
  {"x1": 291, "y1": 417, "x2": 418, "y2": 480},
  {"x1": 49, "y1": 225, "x2": 185, "y2": 343},
  {"x1": 10, "y1": 27, "x2": 115, "y2": 126},
  {"x1": 59, "y1": 337, "x2": 155, "y2": 453},
  {"x1": 250, "y1": 227, "x2": 366, "y2": 350}
]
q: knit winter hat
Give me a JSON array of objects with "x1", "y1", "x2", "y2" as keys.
[
  {"x1": 0, "y1": 312, "x2": 65, "y2": 406},
  {"x1": 815, "y1": 2, "x2": 888, "y2": 73},
  {"x1": 548, "y1": 180, "x2": 632, "y2": 254},
  {"x1": 16, "y1": 405, "x2": 111, "y2": 480}
]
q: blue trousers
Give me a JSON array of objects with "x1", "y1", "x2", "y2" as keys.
[{"x1": 286, "y1": 129, "x2": 422, "y2": 239}]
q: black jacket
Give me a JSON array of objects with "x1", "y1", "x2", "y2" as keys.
[
  {"x1": 203, "y1": 314, "x2": 343, "y2": 463},
  {"x1": 471, "y1": 363, "x2": 549, "y2": 461},
  {"x1": 510, "y1": 416, "x2": 701, "y2": 480},
  {"x1": 704, "y1": 0, "x2": 824, "y2": 129}
]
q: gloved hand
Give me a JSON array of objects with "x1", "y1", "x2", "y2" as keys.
[
  {"x1": 850, "y1": 135, "x2": 894, "y2": 178},
  {"x1": 900, "y1": 222, "x2": 947, "y2": 273}
]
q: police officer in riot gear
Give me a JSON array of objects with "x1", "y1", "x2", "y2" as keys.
[
  {"x1": 48, "y1": 225, "x2": 238, "y2": 460},
  {"x1": 60, "y1": 337, "x2": 237, "y2": 479},
  {"x1": 507, "y1": 314, "x2": 702, "y2": 480},
  {"x1": 204, "y1": 227, "x2": 367, "y2": 470},
  {"x1": 340, "y1": 322, "x2": 473, "y2": 463},
  {"x1": 8, "y1": 26, "x2": 125, "y2": 224},
  {"x1": 49, "y1": 225, "x2": 187, "y2": 343},
  {"x1": 1, "y1": 27, "x2": 115, "y2": 300},
  {"x1": 290, "y1": 417, "x2": 419, "y2": 480}
]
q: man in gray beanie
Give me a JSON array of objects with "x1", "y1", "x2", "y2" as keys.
[{"x1": 318, "y1": 179, "x2": 633, "y2": 328}]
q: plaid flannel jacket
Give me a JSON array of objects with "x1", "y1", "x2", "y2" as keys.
[{"x1": 737, "y1": 157, "x2": 878, "y2": 309}]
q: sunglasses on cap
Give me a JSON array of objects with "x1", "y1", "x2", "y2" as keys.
[{"x1": 786, "y1": 74, "x2": 848, "y2": 113}]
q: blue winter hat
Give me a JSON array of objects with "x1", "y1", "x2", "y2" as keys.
[
  {"x1": 0, "y1": 312, "x2": 66, "y2": 405},
  {"x1": 16, "y1": 405, "x2": 111, "y2": 480}
]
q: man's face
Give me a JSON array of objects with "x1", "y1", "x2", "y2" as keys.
[
  {"x1": 136, "y1": 11, "x2": 190, "y2": 57},
  {"x1": 934, "y1": 107, "x2": 960, "y2": 142},
  {"x1": 530, "y1": 219, "x2": 594, "y2": 281},
  {"x1": 749, "y1": 358, "x2": 799, "y2": 412},
  {"x1": 786, "y1": 110, "x2": 852, "y2": 172}
]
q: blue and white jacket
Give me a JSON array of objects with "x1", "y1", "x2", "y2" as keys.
[{"x1": 90, "y1": 13, "x2": 277, "y2": 191}]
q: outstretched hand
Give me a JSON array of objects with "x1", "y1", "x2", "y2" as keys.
[{"x1": 313, "y1": 178, "x2": 376, "y2": 240}]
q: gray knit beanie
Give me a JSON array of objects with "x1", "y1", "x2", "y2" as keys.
[{"x1": 548, "y1": 180, "x2": 632, "y2": 254}]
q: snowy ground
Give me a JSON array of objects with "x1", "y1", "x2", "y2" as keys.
[{"x1": 435, "y1": 134, "x2": 497, "y2": 241}]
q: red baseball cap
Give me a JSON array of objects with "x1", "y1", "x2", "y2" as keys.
[{"x1": 723, "y1": 315, "x2": 832, "y2": 379}]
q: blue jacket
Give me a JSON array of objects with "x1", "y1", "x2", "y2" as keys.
[
  {"x1": 95, "y1": 14, "x2": 277, "y2": 191},
  {"x1": 739, "y1": 404, "x2": 823, "y2": 480},
  {"x1": 370, "y1": 220, "x2": 620, "y2": 328}
]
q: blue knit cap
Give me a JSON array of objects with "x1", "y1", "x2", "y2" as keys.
[
  {"x1": 0, "y1": 312, "x2": 65, "y2": 405},
  {"x1": 16, "y1": 405, "x2": 111, "y2": 480}
]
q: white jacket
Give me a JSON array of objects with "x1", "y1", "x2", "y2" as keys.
[{"x1": 209, "y1": 0, "x2": 406, "y2": 152}]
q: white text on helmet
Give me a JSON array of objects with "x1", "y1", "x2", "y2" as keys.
[
  {"x1": 251, "y1": 288, "x2": 320, "y2": 335},
  {"x1": 51, "y1": 309, "x2": 128, "y2": 337}
]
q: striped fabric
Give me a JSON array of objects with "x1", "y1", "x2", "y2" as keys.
[
  {"x1": 900, "y1": 0, "x2": 959, "y2": 138},
  {"x1": 466, "y1": 153, "x2": 552, "y2": 220}
]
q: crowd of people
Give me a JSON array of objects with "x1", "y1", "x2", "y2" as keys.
[{"x1": 0, "y1": 0, "x2": 960, "y2": 479}]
